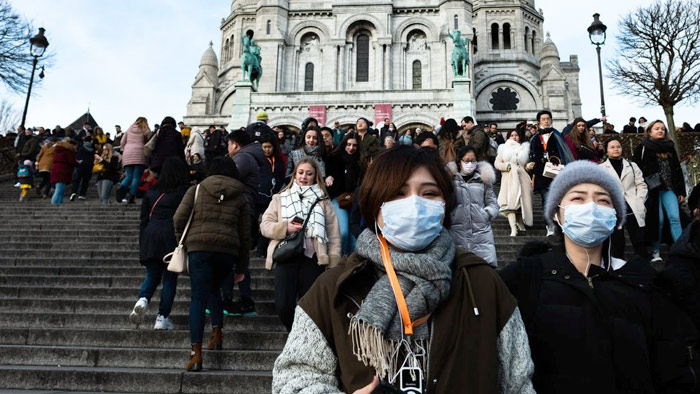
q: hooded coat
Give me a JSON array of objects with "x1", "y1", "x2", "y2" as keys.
[
  {"x1": 50, "y1": 141, "x2": 78, "y2": 184},
  {"x1": 448, "y1": 161, "x2": 499, "y2": 267},
  {"x1": 36, "y1": 142, "x2": 56, "y2": 172},
  {"x1": 149, "y1": 124, "x2": 185, "y2": 172},
  {"x1": 232, "y1": 142, "x2": 266, "y2": 215},
  {"x1": 495, "y1": 140, "x2": 533, "y2": 226},
  {"x1": 120, "y1": 124, "x2": 151, "y2": 167},
  {"x1": 185, "y1": 130, "x2": 206, "y2": 159},
  {"x1": 173, "y1": 175, "x2": 251, "y2": 274},
  {"x1": 140, "y1": 185, "x2": 189, "y2": 264}
]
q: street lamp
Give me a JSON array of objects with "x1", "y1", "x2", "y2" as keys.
[
  {"x1": 21, "y1": 27, "x2": 49, "y2": 128},
  {"x1": 587, "y1": 13, "x2": 607, "y2": 118}
]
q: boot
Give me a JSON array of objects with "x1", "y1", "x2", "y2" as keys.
[
  {"x1": 115, "y1": 186, "x2": 126, "y2": 203},
  {"x1": 516, "y1": 216, "x2": 527, "y2": 233},
  {"x1": 127, "y1": 194, "x2": 136, "y2": 204},
  {"x1": 208, "y1": 326, "x2": 222, "y2": 350},
  {"x1": 186, "y1": 342, "x2": 202, "y2": 371},
  {"x1": 507, "y1": 212, "x2": 518, "y2": 237}
]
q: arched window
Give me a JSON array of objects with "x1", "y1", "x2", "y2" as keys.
[
  {"x1": 491, "y1": 23, "x2": 499, "y2": 50},
  {"x1": 454, "y1": 15, "x2": 459, "y2": 30},
  {"x1": 304, "y1": 63, "x2": 314, "y2": 91},
  {"x1": 531, "y1": 31, "x2": 536, "y2": 54},
  {"x1": 412, "y1": 60, "x2": 422, "y2": 89},
  {"x1": 524, "y1": 27, "x2": 529, "y2": 53},
  {"x1": 473, "y1": 28, "x2": 478, "y2": 53},
  {"x1": 356, "y1": 33, "x2": 370, "y2": 82},
  {"x1": 266, "y1": 20, "x2": 271, "y2": 35},
  {"x1": 224, "y1": 38, "x2": 230, "y2": 61},
  {"x1": 503, "y1": 23, "x2": 511, "y2": 49}
]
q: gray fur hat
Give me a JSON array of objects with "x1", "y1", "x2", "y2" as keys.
[{"x1": 544, "y1": 160, "x2": 627, "y2": 228}]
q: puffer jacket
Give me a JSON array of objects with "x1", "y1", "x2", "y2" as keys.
[
  {"x1": 50, "y1": 141, "x2": 78, "y2": 184},
  {"x1": 36, "y1": 142, "x2": 56, "y2": 172},
  {"x1": 173, "y1": 175, "x2": 251, "y2": 274},
  {"x1": 185, "y1": 130, "x2": 205, "y2": 159},
  {"x1": 149, "y1": 124, "x2": 185, "y2": 172},
  {"x1": 120, "y1": 124, "x2": 151, "y2": 166},
  {"x1": 448, "y1": 161, "x2": 499, "y2": 267}
]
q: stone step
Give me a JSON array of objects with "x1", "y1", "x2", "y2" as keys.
[
  {"x1": 0, "y1": 275, "x2": 276, "y2": 290},
  {"x1": 0, "y1": 298, "x2": 276, "y2": 316},
  {"x1": 0, "y1": 265, "x2": 274, "y2": 278},
  {"x1": 0, "y1": 344, "x2": 278, "y2": 371},
  {"x1": 0, "y1": 257, "x2": 271, "y2": 269},
  {"x1": 0, "y1": 285, "x2": 275, "y2": 301},
  {"x1": 0, "y1": 312, "x2": 286, "y2": 331},
  {"x1": 0, "y1": 365, "x2": 271, "y2": 394},
  {"x1": 0, "y1": 327, "x2": 287, "y2": 351},
  {"x1": 0, "y1": 242, "x2": 140, "y2": 251},
  {"x1": 0, "y1": 231, "x2": 139, "y2": 238}
]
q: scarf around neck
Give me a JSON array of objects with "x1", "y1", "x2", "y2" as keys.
[
  {"x1": 349, "y1": 228, "x2": 455, "y2": 378},
  {"x1": 642, "y1": 137, "x2": 675, "y2": 155},
  {"x1": 280, "y1": 182, "x2": 327, "y2": 243}
]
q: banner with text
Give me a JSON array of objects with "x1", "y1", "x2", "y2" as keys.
[
  {"x1": 309, "y1": 106, "x2": 326, "y2": 127},
  {"x1": 374, "y1": 104, "x2": 392, "y2": 128}
]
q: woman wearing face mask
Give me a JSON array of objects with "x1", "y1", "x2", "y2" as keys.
[
  {"x1": 495, "y1": 130, "x2": 533, "y2": 236},
  {"x1": 448, "y1": 146, "x2": 499, "y2": 267},
  {"x1": 632, "y1": 120, "x2": 686, "y2": 263},
  {"x1": 261, "y1": 158, "x2": 341, "y2": 332},
  {"x1": 499, "y1": 160, "x2": 697, "y2": 394},
  {"x1": 272, "y1": 146, "x2": 535, "y2": 394},
  {"x1": 286, "y1": 126, "x2": 327, "y2": 179},
  {"x1": 325, "y1": 133, "x2": 362, "y2": 255},
  {"x1": 600, "y1": 138, "x2": 648, "y2": 260}
]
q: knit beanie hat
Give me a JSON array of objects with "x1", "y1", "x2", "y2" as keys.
[{"x1": 544, "y1": 160, "x2": 627, "y2": 228}]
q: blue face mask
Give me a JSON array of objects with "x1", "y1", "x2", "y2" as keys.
[
  {"x1": 558, "y1": 202, "x2": 617, "y2": 248},
  {"x1": 379, "y1": 195, "x2": 445, "y2": 251}
]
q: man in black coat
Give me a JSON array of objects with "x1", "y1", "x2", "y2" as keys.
[{"x1": 623, "y1": 117, "x2": 638, "y2": 134}]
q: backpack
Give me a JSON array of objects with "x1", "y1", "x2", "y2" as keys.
[{"x1": 17, "y1": 165, "x2": 30, "y2": 178}]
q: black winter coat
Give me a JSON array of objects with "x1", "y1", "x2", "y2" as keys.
[
  {"x1": 258, "y1": 154, "x2": 285, "y2": 202},
  {"x1": 149, "y1": 125, "x2": 185, "y2": 173},
  {"x1": 499, "y1": 244, "x2": 698, "y2": 394},
  {"x1": 96, "y1": 155, "x2": 121, "y2": 183},
  {"x1": 232, "y1": 143, "x2": 265, "y2": 215},
  {"x1": 139, "y1": 185, "x2": 188, "y2": 264},
  {"x1": 76, "y1": 142, "x2": 95, "y2": 167},
  {"x1": 325, "y1": 151, "x2": 361, "y2": 200}
]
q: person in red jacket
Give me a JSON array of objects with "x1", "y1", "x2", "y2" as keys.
[{"x1": 50, "y1": 139, "x2": 78, "y2": 205}]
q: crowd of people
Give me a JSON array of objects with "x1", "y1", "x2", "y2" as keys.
[{"x1": 7, "y1": 109, "x2": 700, "y2": 393}]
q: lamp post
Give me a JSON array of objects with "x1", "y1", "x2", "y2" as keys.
[
  {"x1": 587, "y1": 13, "x2": 607, "y2": 119},
  {"x1": 20, "y1": 27, "x2": 49, "y2": 128}
]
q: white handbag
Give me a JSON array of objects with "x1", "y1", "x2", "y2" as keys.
[
  {"x1": 542, "y1": 156, "x2": 564, "y2": 179},
  {"x1": 163, "y1": 184, "x2": 200, "y2": 275}
]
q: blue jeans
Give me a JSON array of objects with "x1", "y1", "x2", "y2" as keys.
[
  {"x1": 188, "y1": 251, "x2": 235, "y2": 345},
  {"x1": 332, "y1": 198, "x2": 356, "y2": 255},
  {"x1": 138, "y1": 260, "x2": 178, "y2": 317},
  {"x1": 51, "y1": 182, "x2": 66, "y2": 205},
  {"x1": 120, "y1": 164, "x2": 145, "y2": 196},
  {"x1": 652, "y1": 190, "x2": 683, "y2": 251}
]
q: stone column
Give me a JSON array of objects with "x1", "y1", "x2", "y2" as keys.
[
  {"x1": 228, "y1": 81, "x2": 253, "y2": 130},
  {"x1": 452, "y1": 77, "x2": 474, "y2": 120},
  {"x1": 384, "y1": 44, "x2": 391, "y2": 90}
]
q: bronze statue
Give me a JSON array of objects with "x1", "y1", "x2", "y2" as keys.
[
  {"x1": 241, "y1": 31, "x2": 263, "y2": 90},
  {"x1": 448, "y1": 29, "x2": 470, "y2": 77}
]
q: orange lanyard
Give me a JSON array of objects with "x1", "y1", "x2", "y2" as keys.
[
  {"x1": 539, "y1": 134, "x2": 548, "y2": 151},
  {"x1": 267, "y1": 156, "x2": 275, "y2": 173},
  {"x1": 378, "y1": 235, "x2": 431, "y2": 337}
]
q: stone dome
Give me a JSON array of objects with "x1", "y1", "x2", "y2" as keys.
[
  {"x1": 540, "y1": 32, "x2": 560, "y2": 63},
  {"x1": 200, "y1": 42, "x2": 219, "y2": 68}
]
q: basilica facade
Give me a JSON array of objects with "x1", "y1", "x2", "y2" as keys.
[{"x1": 184, "y1": 0, "x2": 581, "y2": 132}]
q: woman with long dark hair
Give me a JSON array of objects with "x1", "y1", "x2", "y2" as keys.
[
  {"x1": 325, "y1": 132, "x2": 362, "y2": 254},
  {"x1": 286, "y1": 126, "x2": 326, "y2": 178},
  {"x1": 130, "y1": 157, "x2": 191, "y2": 330},
  {"x1": 565, "y1": 117, "x2": 599, "y2": 162},
  {"x1": 632, "y1": 120, "x2": 686, "y2": 262}
]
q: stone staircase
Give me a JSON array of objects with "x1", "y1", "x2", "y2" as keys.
[{"x1": 0, "y1": 179, "x2": 636, "y2": 393}]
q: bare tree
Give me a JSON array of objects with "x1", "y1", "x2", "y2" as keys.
[
  {"x1": 608, "y1": 0, "x2": 700, "y2": 154},
  {"x1": 0, "y1": 99, "x2": 20, "y2": 135},
  {"x1": 0, "y1": 0, "x2": 37, "y2": 94}
]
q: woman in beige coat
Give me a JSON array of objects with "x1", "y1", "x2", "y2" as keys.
[
  {"x1": 261, "y1": 157, "x2": 341, "y2": 331},
  {"x1": 495, "y1": 129, "x2": 533, "y2": 236},
  {"x1": 600, "y1": 138, "x2": 648, "y2": 259}
]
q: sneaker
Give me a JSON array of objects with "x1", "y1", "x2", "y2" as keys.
[
  {"x1": 154, "y1": 314, "x2": 174, "y2": 330},
  {"x1": 545, "y1": 225, "x2": 555, "y2": 237},
  {"x1": 225, "y1": 297, "x2": 257, "y2": 317},
  {"x1": 13, "y1": 182, "x2": 20, "y2": 188},
  {"x1": 18, "y1": 195, "x2": 24, "y2": 202},
  {"x1": 651, "y1": 251, "x2": 663, "y2": 263},
  {"x1": 129, "y1": 297, "x2": 148, "y2": 326},
  {"x1": 69, "y1": 193, "x2": 77, "y2": 201},
  {"x1": 78, "y1": 195, "x2": 86, "y2": 200}
]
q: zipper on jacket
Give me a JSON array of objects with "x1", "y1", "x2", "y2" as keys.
[
  {"x1": 689, "y1": 346, "x2": 697, "y2": 388},
  {"x1": 587, "y1": 276, "x2": 595, "y2": 289}
]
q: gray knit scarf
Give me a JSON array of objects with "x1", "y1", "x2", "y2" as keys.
[{"x1": 349, "y1": 228, "x2": 455, "y2": 378}]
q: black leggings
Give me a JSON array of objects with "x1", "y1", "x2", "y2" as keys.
[
  {"x1": 274, "y1": 254, "x2": 324, "y2": 331},
  {"x1": 611, "y1": 214, "x2": 648, "y2": 260}
]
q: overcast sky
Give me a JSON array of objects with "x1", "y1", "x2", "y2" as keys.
[{"x1": 3, "y1": 0, "x2": 696, "y2": 133}]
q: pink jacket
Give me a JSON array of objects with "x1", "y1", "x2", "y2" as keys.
[{"x1": 120, "y1": 124, "x2": 152, "y2": 166}]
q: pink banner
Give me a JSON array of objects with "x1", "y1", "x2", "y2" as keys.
[
  {"x1": 309, "y1": 105, "x2": 326, "y2": 127},
  {"x1": 374, "y1": 104, "x2": 392, "y2": 127}
]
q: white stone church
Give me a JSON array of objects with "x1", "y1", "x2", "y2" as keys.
[{"x1": 184, "y1": 0, "x2": 582, "y2": 132}]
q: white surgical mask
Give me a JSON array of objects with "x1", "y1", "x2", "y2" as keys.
[
  {"x1": 379, "y1": 195, "x2": 445, "y2": 251},
  {"x1": 558, "y1": 202, "x2": 617, "y2": 248},
  {"x1": 461, "y1": 161, "x2": 477, "y2": 175}
]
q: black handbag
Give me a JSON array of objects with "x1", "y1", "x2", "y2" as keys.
[
  {"x1": 641, "y1": 146, "x2": 663, "y2": 190},
  {"x1": 273, "y1": 198, "x2": 320, "y2": 264}
]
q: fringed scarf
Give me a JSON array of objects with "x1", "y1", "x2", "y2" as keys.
[
  {"x1": 280, "y1": 182, "x2": 327, "y2": 243},
  {"x1": 349, "y1": 229, "x2": 455, "y2": 379}
]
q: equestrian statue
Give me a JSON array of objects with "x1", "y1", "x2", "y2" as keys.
[
  {"x1": 448, "y1": 29, "x2": 470, "y2": 77},
  {"x1": 241, "y1": 31, "x2": 263, "y2": 91}
]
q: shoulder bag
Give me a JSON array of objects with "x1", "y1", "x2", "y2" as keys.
[
  {"x1": 143, "y1": 130, "x2": 159, "y2": 158},
  {"x1": 641, "y1": 146, "x2": 662, "y2": 190},
  {"x1": 273, "y1": 198, "x2": 320, "y2": 264},
  {"x1": 542, "y1": 156, "x2": 564, "y2": 179},
  {"x1": 163, "y1": 184, "x2": 200, "y2": 275}
]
